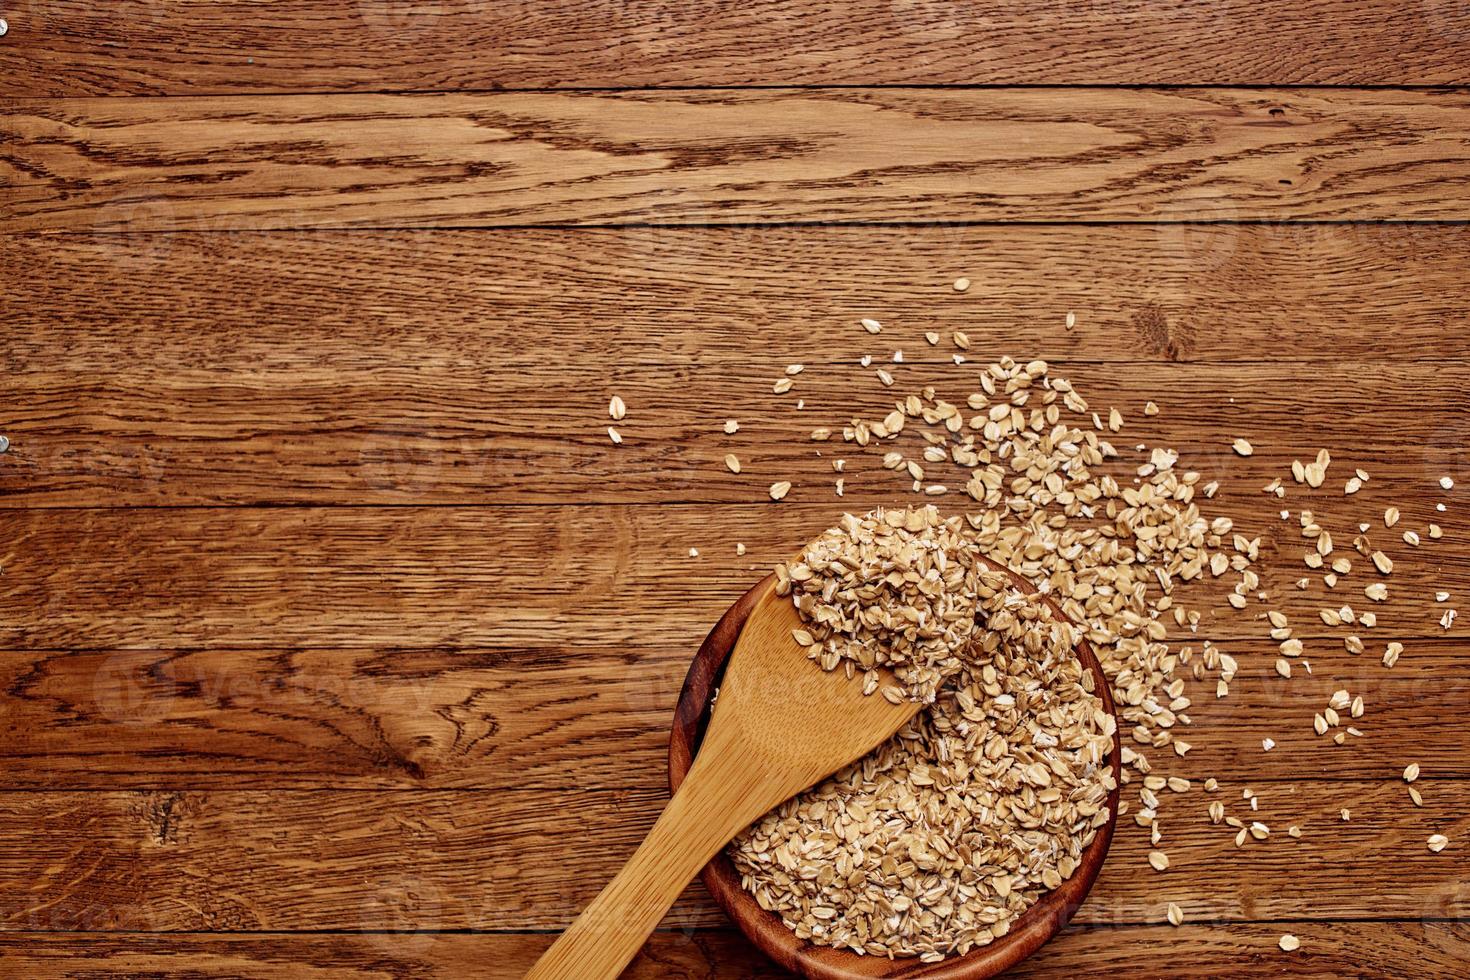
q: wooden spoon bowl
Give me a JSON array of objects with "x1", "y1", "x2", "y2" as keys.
[{"x1": 669, "y1": 555, "x2": 1122, "y2": 979}]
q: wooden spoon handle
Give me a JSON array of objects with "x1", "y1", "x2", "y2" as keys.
[{"x1": 524, "y1": 752, "x2": 763, "y2": 980}]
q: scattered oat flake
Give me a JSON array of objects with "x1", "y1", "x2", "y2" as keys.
[
  {"x1": 736, "y1": 542, "x2": 746, "y2": 557},
  {"x1": 925, "y1": 331, "x2": 940, "y2": 346},
  {"x1": 953, "y1": 331, "x2": 970, "y2": 350},
  {"x1": 860, "y1": 318, "x2": 882, "y2": 334},
  {"x1": 1232, "y1": 438, "x2": 1253, "y2": 456},
  {"x1": 953, "y1": 277, "x2": 971, "y2": 292},
  {"x1": 1144, "y1": 401, "x2": 1160, "y2": 416},
  {"x1": 773, "y1": 377, "x2": 794, "y2": 394},
  {"x1": 1428, "y1": 834, "x2": 1450, "y2": 853},
  {"x1": 785, "y1": 363, "x2": 804, "y2": 376},
  {"x1": 1166, "y1": 902, "x2": 1184, "y2": 926},
  {"x1": 1279, "y1": 934, "x2": 1301, "y2": 952},
  {"x1": 607, "y1": 426, "x2": 623, "y2": 445},
  {"x1": 768, "y1": 481, "x2": 791, "y2": 501},
  {"x1": 724, "y1": 419, "x2": 739, "y2": 434},
  {"x1": 1442, "y1": 476, "x2": 1455, "y2": 490},
  {"x1": 1404, "y1": 763, "x2": 1421, "y2": 782},
  {"x1": 1148, "y1": 850, "x2": 1170, "y2": 871},
  {"x1": 608, "y1": 395, "x2": 626, "y2": 420},
  {"x1": 688, "y1": 547, "x2": 699, "y2": 558},
  {"x1": 725, "y1": 453, "x2": 741, "y2": 474},
  {"x1": 1066, "y1": 311, "x2": 1077, "y2": 330}
]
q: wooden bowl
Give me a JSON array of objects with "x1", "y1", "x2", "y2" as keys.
[{"x1": 669, "y1": 556, "x2": 1122, "y2": 979}]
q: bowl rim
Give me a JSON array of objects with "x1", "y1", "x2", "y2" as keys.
[{"x1": 668, "y1": 555, "x2": 1123, "y2": 980}]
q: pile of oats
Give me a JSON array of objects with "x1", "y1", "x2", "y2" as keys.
[
  {"x1": 775, "y1": 506, "x2": 995, "y2": 702},
  {"x1": 731, "y1": 506, "x2": 1117, "y2": 962}
]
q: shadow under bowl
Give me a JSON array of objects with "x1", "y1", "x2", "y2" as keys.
[{"x1": 668, "y1": 556, "x2": 1123, "y2": 979}]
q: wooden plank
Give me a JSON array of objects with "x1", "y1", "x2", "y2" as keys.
[
  {"x1": 3, "y1": 922, "x2": 1468, "y2": 978},
  {"x1": 2, "y1": 642, "x2": 1467, "y2": 791},
  {"x1": 7, "y1": 222, "x2": 1470, "y2": 507},
  {"x1": 12, "y1": 226, "x2": 1470, "y2": 373},
  {"x1": 4, "y1": 348, "x2": 1469, "y2": 505},
  {"x1": 3, "y1": 1, "x2": 1469, "y2": 95},
  {"x1": 0, "y1": 504, "x2": 1463, "y2": 652},
  {"x1": 9, "y1": 90, "x2": 1470, "y2": 231},
  {"x1": 1, "y1": 783, "x2": 1465, "y2": 931}
]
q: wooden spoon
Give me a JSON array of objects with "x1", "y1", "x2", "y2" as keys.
[{"x1": 524, "y1": 581, "x2": 923, "y2": 980}]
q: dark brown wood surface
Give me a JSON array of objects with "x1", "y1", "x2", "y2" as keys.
[
  {"x1": 6, "y1": 640, "x2": 1468, "y2": 790},
  {"x1": 2, "y1": 1, "x2": 1470, "y2": 94},
  {"x1": 5, "y1": 227, "x2": 1470, "y2": 508},
  {"x1": 1, "y1": 782, "x2": 1465, "y2": 932},
  {"x1": 2, "y1": 3, "x2": 1468, "y2": 977},
  {"x1": 5, "y1": 225, "x2": 1470, "y2": 368},
  {"x1": 2, "y1": 923, "x2": 1468, "y2": 979},
  {"x1": 10, "y1": 89, "x2": 1470, "y2": 230},
  {"x1": 1, "y1": 503, "x2": 1464, "y2": 650}
]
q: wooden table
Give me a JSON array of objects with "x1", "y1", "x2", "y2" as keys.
[{"x1": 3, "y1": 3, "x2": 1469, "y2": 977}]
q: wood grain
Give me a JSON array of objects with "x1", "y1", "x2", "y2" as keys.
[
  {"x1": 3, "y1": 1, "x2": 1469, "y2": 95},
  {"x1": 9, "y1": 89, "x2": 1470, "y2": 231},
  {"x1": 4, "y1": 354, "x2": 1468, "y2": 507},
  {"x1": 1, "y1": 503, "x2": 1464, "y2": 652},
  {"x1": 1, "y1": 782, "x2": 1465, "y2": 932},
  {"x1": 2, "y1": 224, "x2": 1470, "y2": 511},
  {"x1": 5, "y1": 8, "x2": 1469, "y2": 974},
  {"x1": 12, "y1": 226, "x2": 1470, "y2": 373},
  {"x1": 7, "y1": 222, "x2": 1470, "y2": 509},
  {"x1": 4, "y1": 640, "x2": 1466, "y2": 791},
  {"x1": 1, "y1": 923, "x2": 1467, "y2": 979}
]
